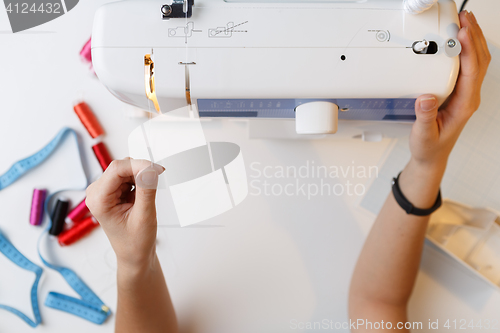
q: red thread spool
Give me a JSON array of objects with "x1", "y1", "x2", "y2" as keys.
[
  {"x1": 58, "y1": 216, "x2": 99, "y2": 246},
  {"x1": 65, "y1": 199, "x2": 90, "y2": 225},
  {"x1": 74, "y1": 102, "x2": 104, "y2": 139},
  {"x1": 92, "y1": 142, "x2": 113, "y2": 171}
]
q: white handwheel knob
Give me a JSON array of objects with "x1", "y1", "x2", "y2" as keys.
[{"x1": 295, "y1": 101, "x2": 339, "y2": 134}]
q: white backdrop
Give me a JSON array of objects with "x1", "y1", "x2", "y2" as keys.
[{"x1": 1, "y1": 1, "x2": 500, "y2": 332}]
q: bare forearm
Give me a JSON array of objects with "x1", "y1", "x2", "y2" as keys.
[
  {"x1": 350, "y1": 158, "x2": 445, "y2": 306},
  {"x1": 116, "y1": 254, "x2": 178, "y2": 333},
  {"x1": 349, "y1": 10, "x2": 490, "y2": 330}
]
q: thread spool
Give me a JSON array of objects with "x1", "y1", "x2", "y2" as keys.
[
  {"x1": 65, "y1": 199, "x2": 90, "y2": 226},
  {"x1": 80, "y1": 37, "x2": 92, "y2": 64},
  {"x1": 74, "y1": 102, "x2": 105, "y2": 139},
  {"x1": 92, "y1": 142, "x2": 113, "y2": 171},
  {"x1": 30, "y1": 189, "x2": 47, "y2": 226},
  {"x1": 58, "y1": 216, "x2": 99, "y2": 246},
  {"x1": 49, "y1": 198, "x2": 70, "y2": 236},
  {"x1": 80, "y1": 37, "x2": 95, "y2": 75},
  {"x1": 403, "y1": 0, "x2": 439, "y2": 14}
]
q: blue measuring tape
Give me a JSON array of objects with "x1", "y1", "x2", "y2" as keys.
[
  {"x1": 0, "y1": 128, "x2": 76, "y2": 191},
  {"x1": 0, "y1": 231, "x2": 43, "y2": 327},
  {"x1": 38, "y1": 223, "x2": 111, "y2": 325},
  {"x1": 0, "y1": 127, "x2": 111, "y2": 326}
]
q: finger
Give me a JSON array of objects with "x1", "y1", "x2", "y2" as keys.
[
  {"x1": 457, "y1": 25, "x2": 479, "y2": 79},
  {"x1": 464, "y1": 11, "x2": 491, "y2": 72},
  {"x1": 119, "y1": 190, "x2": 135, "y2": 205},
  {"x1": 118, "y1": 183, "x2": 134, "y2": 202},
  {"x1": 475, "y1": 25, "x2": 491, "y2": 64},
  {"x1": 96, "y1": 159, "x2": 164, "y2": 203},
  {"x1": 461, "y1": 12, "x2": 483, "y2": 60},
  {"x1": 468, "y1": 12, "x2": 491, "y2": 63},
  {"x1": 448, "y1": 26, "x2": 479, "y2": 113},
  {"x1": 118, "y1": 182, "x2": 133, "y2": 194},
  {"x1": 85, "y1": 183, "x2": 95, "y2": 210},
  {"x1": 124, "y1": 190, "x2": 136, "y2": 204},
  {"x1": 413, "y1": 95, "x2": 440, "y2": 140},
  {"x1": 134, "y1": 166, "x2": 160, "y2": 215}
]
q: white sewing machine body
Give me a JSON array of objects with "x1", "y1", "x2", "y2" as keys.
[{"x1": 92, "y1": 0, "x2": 461, "y2": 133}]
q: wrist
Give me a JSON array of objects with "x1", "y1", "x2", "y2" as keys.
[
  {"x1": 116, "y1": 249, "x2": 157, "y2": 281},
  {"x1": 407, "y1": 156, "x2": 447, "y2": 175},
  {"x1": 117, "y1": 254, "x2": 162, "y2": 295},
  {"x1": 398, "y1": 158, "x2": 446, "y2": 209}
]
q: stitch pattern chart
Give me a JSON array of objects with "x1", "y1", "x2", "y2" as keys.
[{"x1": 209, "y1": 21, "x2": 248, "y2": 38}]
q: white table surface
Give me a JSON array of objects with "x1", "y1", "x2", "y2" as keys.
[{"x1": 1, "y1": 1, "x2": 499, "y2": 332}]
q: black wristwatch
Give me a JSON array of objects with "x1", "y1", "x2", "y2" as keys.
[{"x1": 392, "y1": 172, "x2": 442, "y2": 216}]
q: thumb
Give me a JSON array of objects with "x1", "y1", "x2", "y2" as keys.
[
  {"x1": 413, "y1": 94, "x2": 439, "y2": 137},
  {"x1": 134, "y1": 165, "x2": 164, "y2": 213}
]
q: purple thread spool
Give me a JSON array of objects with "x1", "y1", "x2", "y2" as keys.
[{"x1": 30, "y1": 189, "x2": 47, "y2": 226}]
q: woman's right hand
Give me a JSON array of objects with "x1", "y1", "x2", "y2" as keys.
[{"x1": 409, "y1": 10, "x2": 491, "y2": 172}]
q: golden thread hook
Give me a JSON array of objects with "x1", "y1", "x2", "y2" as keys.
[{"x1": 144, "y1": 54, "x2": 161, "y2": 113}]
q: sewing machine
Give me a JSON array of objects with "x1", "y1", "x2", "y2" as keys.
[{"x1": 92, "y1": 0, "x2": 461, "y2": 136}]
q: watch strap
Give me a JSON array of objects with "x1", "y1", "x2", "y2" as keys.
[{"x1": 392, "y1": 172, "x2": 442, "y2": 216}]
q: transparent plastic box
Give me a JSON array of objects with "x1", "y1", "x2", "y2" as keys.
[{"x1": 427, "y1": 199, "x2": 500, "y2": 289}]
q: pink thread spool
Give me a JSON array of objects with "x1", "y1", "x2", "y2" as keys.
[
  {"x1": 80, "y1": 37, "x2": 92, "y2": 64},
  {"x1": 65, "y1": 199, "x2": 90, "y2": 226},
  {"x1": 30, "y1": 189, "x2": 47, "y2": 226},
  {"x1": 80, "y1": 37, "x2": 94, "y2": 74}
]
